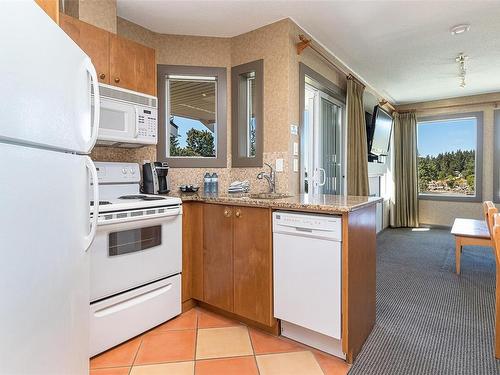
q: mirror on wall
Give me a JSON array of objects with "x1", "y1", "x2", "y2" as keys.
[{"x1": 231, "y1": 59, "x2": 263, "y2": 167}]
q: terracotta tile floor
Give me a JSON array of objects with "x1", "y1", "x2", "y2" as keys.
[{"x1": 89, "y1": 307, "x2": 350, "y2": 375}]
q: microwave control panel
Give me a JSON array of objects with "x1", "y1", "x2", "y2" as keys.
[{"x1": 137, "y1": 107, "x2": 157, "y2": 140}]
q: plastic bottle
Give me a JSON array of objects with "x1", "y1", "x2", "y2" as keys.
[
  {"x1": 204, "y1": 172, "x2": 211, "y2": 194},
  {"x1": 212, "y1": 172, "x2": 219, "y2": 194}
]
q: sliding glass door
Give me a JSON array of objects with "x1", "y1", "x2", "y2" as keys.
[{"x1": 302, "y1": 83, "x2": 344, "y2": 195}]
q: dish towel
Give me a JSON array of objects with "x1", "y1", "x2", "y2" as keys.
[{"x1": 228, "y1": 180, "x2": 250, "y2": 193}]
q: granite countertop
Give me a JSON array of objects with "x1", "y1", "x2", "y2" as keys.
[{"x1": 167, "y1": 191, "x2": 382, "y2": 213}]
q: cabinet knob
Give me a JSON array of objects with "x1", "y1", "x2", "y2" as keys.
[
  {"x1": 114, "y1": 77, "x2": 120, "y2": 83},
  {"x1": 224, "y1": 208, "x2": 232, "y2": 218},
  {"x1": 235, "y1": 209, "x2": 241, "y2": 218},
  {"x1": 99, "y1": 73, "x2": 106, "y2": 80}
]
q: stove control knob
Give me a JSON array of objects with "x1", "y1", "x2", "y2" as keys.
[
  {"x1": 130, "y1": 169, "x2": 135, "y2": 175},
  {"x1": 122, "y1": 168, "x2": 127, "y2": 174}
]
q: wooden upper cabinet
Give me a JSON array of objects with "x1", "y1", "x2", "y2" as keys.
[
  {"x1": 59, "y1": 13, "x2": 110, "y2": 84},
  {"x1": 109, "y1": 34, "x2": 156, "y2": 96},
  {"x1": 233, "y1": 207, "x2": 273, "y2": 325},
  {"x1": 203, "y1": 204, "x2": 234, "y2": 312},
  {"x1": 135, "y1": 44, "x2": 156, "y2": 96},
  {"x1": 35, "y1": 0, "x2": 59, "y2": 24},
  {"x1": 59, "y1": 14, "x2": 156, "y2": 95}
]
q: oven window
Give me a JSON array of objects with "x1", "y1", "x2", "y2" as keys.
[{"x1": 108, "y1": 226, "x2": 162, "y2": 256}]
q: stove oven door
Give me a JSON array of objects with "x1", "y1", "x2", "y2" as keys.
[{"x1": 89, "y1": 210, "x2": 182, "y2": 302}]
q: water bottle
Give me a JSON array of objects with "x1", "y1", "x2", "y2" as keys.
[
  {"x1": 212, "y1": 172, "x2": 219, "y2": 194},
  {"x1": 204, "y1": 172, "x2": 211, "y2": 194}
]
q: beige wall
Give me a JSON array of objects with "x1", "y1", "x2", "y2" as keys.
[
  {"x1": 397, "y1": 93, "x2": 500, "y2": 226},
  {"x1": 78, "y1": 0, "x2": 116, "y2": 33},
  {"x1": 84, "y1": 10, "x2": 389, "y2": 195}
]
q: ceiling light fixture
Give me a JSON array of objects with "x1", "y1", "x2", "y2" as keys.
[
  {"x1": 455, "y1": 53, "x2": 468, "y2": 88},
  {"x1": 450, "y1": 24, "x2": 471, "y2": 35}
]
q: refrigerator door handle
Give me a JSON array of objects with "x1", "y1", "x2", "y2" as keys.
[
  {"x1": 84, "y1": 57, "x2": 100, "y2": 153},
  {"x1": 84, "y1": 156, "x2": 99, "y2": 251}
]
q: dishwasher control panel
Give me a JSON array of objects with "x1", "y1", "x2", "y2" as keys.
[{"x1": 273, "y1": 211, "x2": 342, "y2": 241}]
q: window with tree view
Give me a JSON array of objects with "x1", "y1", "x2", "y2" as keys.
[
  {"x1": 417, "y1": 116, "x2": 477, "y2": 197},
  {"x1": 167, "y1": 77, "x2": 217, "y2": 157}
]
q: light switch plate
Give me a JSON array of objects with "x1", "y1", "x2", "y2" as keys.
[
  {"x1": 276, "y1": 158, "x2": 284, "y2": 172},
  {"x1": 293, "y1": 142, "x2": 299, "y2": 156},
  {"x1": 290, "y1": 124, "x2": 298, "y2": 135},
  {"x1": 293, "y1": 158, "x2": 299, "y2": 172}
]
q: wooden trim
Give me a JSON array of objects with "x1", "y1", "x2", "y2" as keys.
[
  {"x1": 197, "y1": 300, "x2": 279, "y2": 335},
  {"x1": 342, "y1": 205, "x2": 377, "y2": 363},
  {"x1": 182, "y1": 298, "x2": 197, "y2": 313}
]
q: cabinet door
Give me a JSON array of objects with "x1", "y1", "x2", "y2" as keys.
[
  {"x1": 59, "y1": 13, "x2": 109, "y2": 84},
  {"x1": 182, "y1": 202, "x2": 204, "y2": 302},
  {"x1": 35, "y1": 0, "x2": 59, "y2": 24},
  {"x1": 109, "y1": 35, "x2": 156, "y2": 95},
  {"x1": 233, "y1": 207, "x2": 273, "y2": 325},
  {"x1": 203, "y1": 204, "x2": 233, "y2": 311},
  {"x1": 109, "y1": 34, "x2": 136, "y2": 91},
  {"x1": 135, "y1": 43, "x2": 156, "y2": 96}
]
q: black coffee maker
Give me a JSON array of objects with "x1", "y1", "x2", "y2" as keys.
[{"x1": 142, "y1": 162, "x2": 170, "y2": 194}]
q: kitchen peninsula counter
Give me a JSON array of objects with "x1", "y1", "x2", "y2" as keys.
[{"x1": 168, "y1": 191, "x2": 382, "y2": 214}]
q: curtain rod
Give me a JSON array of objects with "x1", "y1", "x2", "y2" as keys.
[
  {"x1": 397, "y1": 99, "x2": 500, "y2": 113},
  {"x1": 296, "y1": 34, "x2": 395, "y2": 111}
]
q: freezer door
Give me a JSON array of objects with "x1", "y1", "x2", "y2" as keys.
[
  {"x1": 0, "y1": 143, "x2": 92, "y2": 375},
  {"x1": 0, "y1": 1, "x2": 99, "y2": 154}
]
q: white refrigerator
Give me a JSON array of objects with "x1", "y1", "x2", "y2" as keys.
[{"x1": 0, "y1": 2, "x2": 100, "y2": 374}]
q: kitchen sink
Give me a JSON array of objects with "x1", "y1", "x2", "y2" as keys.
[{"x1": 247, "y1": 193, "x2": 292, "y2": 200}]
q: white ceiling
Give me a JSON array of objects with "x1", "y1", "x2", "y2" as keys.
[{"x1": 117, "y1": 0, "x2": 500, "y2": 105}]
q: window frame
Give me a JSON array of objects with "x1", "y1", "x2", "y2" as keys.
[
  {"x1": 416, "y1": 111, "x2": 483, "y2": 202},
  {"x1": 493, "y1": 109, "x2": 500, "y2": 203},
  {"x1": 157, "y1": 64, "x2": 227, "y2": 168},
  {"x1": 231, "y1": 59, "x2": 263, "y2": 167}
]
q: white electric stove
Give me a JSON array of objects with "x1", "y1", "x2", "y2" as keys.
[{"x1": 89, "y1": 162, "x2": 182, "y2": 357}]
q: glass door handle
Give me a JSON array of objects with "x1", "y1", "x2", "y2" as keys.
[{"x1": 318, "y1": 168, "x2": 326, "y2": 186}]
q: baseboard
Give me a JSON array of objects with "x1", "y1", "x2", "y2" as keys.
[{"x1": 196, "y1": 300, "x2": 280, "y2": 335}]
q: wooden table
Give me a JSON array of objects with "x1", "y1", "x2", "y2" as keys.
[{"x1": 451, "y1": 218, "x2": 491, "y2": 274}]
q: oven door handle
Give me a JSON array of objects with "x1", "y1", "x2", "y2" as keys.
[
  {"x1": 97, "y1": 206, "x2": 182, "y2": 226},
  {"x1": 84, "y1": 156, "x2": 99, "y2": 251}
]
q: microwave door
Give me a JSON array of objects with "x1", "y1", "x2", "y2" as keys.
[{"x1": 96, "y1": 99, "x2": 137, "y2": 143}]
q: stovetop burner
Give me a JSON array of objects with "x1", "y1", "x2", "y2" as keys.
[
  {"x1": 118, "y1": 195, "x2": 167, "y2": 201},
  {"x1": 90, "y1": 201, "x2": 111, "y2": 206}
]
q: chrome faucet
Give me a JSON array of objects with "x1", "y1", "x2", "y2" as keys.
[{"x1": 257, "y1": 163, "x2": 276, "y2": 193}]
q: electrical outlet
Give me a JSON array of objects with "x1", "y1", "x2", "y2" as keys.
[
  {"x1": 275, "y1": 158, "x2": 284, "y2": 172},
  {"x1": 293, "y1": 142, "x2": 299, "y2": 156},
  {"x1": 290, "y1": 124, "x2": 298, "y2": 135},
  {"x1": 293, "y1": 158, "x2": 299, "y2": 172}
]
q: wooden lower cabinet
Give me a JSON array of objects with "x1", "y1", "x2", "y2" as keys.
[
  {"x1": 203, "y1": 204, "x2": 234, "y2": 312},
  {"x1": 233, "y1": 206, "x2": 273, "y2": 326},
  {"x1": 183, "y1": 203, "x2": 274, "y2": 327}
]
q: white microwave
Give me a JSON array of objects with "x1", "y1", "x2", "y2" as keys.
[{"x1": 93, "y1": 84, "x2": 158, "y2": 148}]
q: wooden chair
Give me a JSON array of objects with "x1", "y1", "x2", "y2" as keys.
[
  {"x1": 451, "y1": 201, "x2": 496, "y2": 275},
  {"x1": 489, "y1": 213, "x2": 500, "y2": 358}
]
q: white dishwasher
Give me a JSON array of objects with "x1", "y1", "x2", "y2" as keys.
[{"x1": 273, "y1": 211, "x2": 344, "y2": 358}]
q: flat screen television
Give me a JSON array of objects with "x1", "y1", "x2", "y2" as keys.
[{"x1": 366, "y1": 105, "x2": 392, "y2": 157}]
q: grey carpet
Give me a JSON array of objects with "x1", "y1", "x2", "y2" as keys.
[{"x1": 348, "y1": 228, "x2": 500, "y2": 375}]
